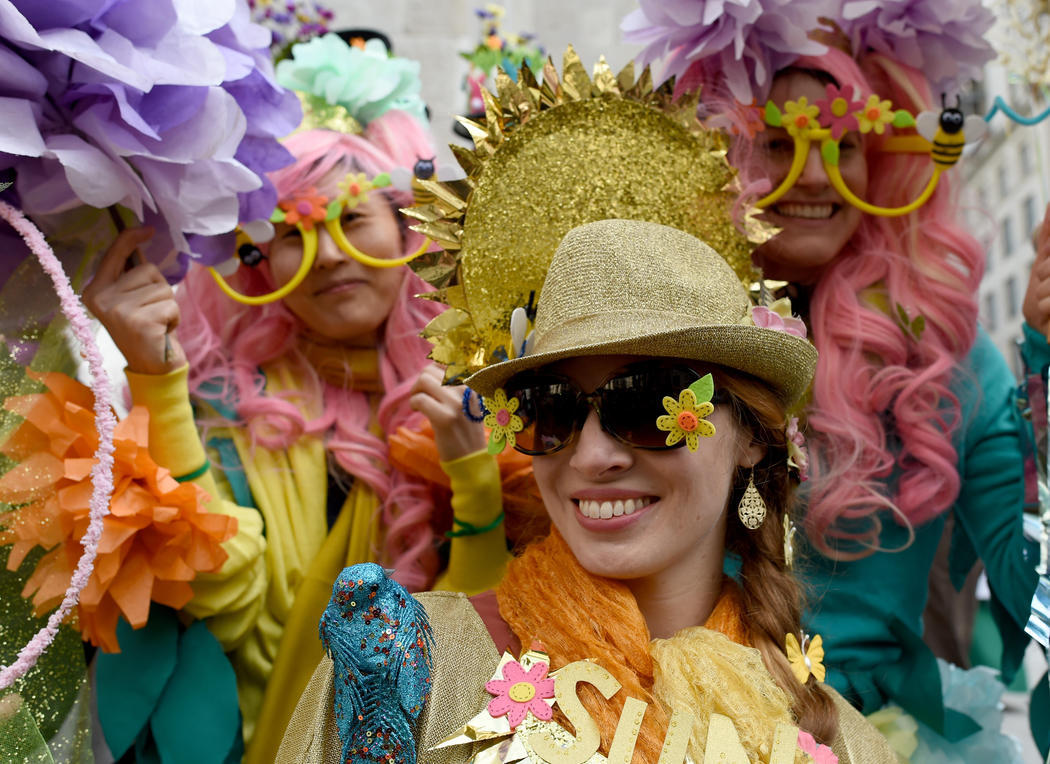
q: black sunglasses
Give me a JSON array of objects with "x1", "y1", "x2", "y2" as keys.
[{"x1": 502, "y1": 362, "x2": 718, "y2": 456}]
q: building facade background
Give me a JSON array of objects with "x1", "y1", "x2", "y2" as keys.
[
  {"x1": 964, "y1": 63, "x2": 1050, "y2": 376},
  {"x1": 326, "y1": 0, "x2": 640, "y2": 172}
]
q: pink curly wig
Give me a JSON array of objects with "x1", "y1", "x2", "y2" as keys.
[
  {"x1": 720, "y1": 49, "x2": 983, "y2": 557},
  {"x1": 176, "y1": 110, "x2": 444, "y2": 589}
]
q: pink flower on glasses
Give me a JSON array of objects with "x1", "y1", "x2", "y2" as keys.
[
  {"x1": 485, "y1": 659, "x2": 555, "y2": 729},
  {"x1": 751, "y1": 306, "x2": 807, "y2": 339},
  {"x1": 814, "y1": 83, "x2": 863, "y2": 140},
  {"x1": 797, "y1": 729, "x2": 838, "y2": 763}
]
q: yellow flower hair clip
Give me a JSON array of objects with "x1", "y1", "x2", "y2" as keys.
[
  {"x1": 655, "y1": 373, "x2": 716, "y2": 452},
  {"x1": 484, "y1": 388, "x2": 524, "y2": 454},
  {"x1": 786, "y1": 632, "x2": 825, "y2": 685}
]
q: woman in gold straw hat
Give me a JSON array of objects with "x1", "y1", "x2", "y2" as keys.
[{"x1": 278, "y1": 217, "x2": 896, "y2": 763}]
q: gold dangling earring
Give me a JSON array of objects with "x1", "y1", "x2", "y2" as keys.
[{"x1": 737, "y1": 469, "x2": 766, "y2": 530}]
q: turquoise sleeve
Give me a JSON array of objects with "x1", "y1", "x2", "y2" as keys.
[
  {"x1": 952, "y1": 329, "x2": 1039, "y2": 679},
  {"x1": 1021, "y1": 322, "x2": 1050, "y2": 377}
]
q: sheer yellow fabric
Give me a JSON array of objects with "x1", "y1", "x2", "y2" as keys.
[{"x1": 650, "y1": 627, "x2": 798, "y2": 763}]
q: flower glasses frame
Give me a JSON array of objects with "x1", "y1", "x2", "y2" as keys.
[{"x1": 207, "y1": 171, "x2": 433, "y2": 305}]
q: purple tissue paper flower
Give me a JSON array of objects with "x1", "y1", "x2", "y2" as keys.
[
  {"x1": 0, "y1": 0, "x2": 300, "y2": 280},
  {"x1": 839, "y1": 0, "x2": 995, "y2": 98},
  {"x1": 621, "y1": 0, "x2": 838, "y2": 104}
]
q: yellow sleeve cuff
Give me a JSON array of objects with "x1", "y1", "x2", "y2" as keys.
[
  {"x1": 434, "y1": 450, "x2": 511, "y2": 595},
  {"x1": 440, "y1": 450, "x2": 503, "y2": 523},
  {"x1": 125, "y1": 364, "x2": 207, "y2": 478}
]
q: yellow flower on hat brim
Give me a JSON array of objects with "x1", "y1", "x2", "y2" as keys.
[{"x1": 656, "y1": 389, "x2": 715, "y2": 452}]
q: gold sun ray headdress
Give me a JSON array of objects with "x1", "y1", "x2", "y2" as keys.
[{"x1": 403, "y1": 47, "x2": 773, "y2": 382}]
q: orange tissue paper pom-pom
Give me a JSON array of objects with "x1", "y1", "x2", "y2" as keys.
[{"x1": 0, "y1": 371, "x2": 236, "y2": 653}]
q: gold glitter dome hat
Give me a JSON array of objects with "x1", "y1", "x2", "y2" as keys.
[
  {"x1": 466, "y1": 219, "x2": 817, "y2": 405},
  {"x1": 404, "y1": 47, "x2": 773, "y2": 383}
]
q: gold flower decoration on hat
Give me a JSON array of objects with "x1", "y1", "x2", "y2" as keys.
[{"x1": 403, "y1": 46, "x2": 774, "y2": 382}]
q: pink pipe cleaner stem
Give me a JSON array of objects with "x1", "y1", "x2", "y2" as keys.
[{"x1": 0, "y1": 201, "x2": 117, "y2": 690}]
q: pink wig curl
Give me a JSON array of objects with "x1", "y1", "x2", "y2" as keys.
[
  {"x1": 177, "y1": 110, "x2": 444, "y2": 590},
  {"x1": 719, "y1": 49, "x2": 983, "y2": 557}
]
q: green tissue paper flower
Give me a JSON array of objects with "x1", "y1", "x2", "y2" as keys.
[{"x1": 276, "y1": 34, "x2": 426, "y2": 128}]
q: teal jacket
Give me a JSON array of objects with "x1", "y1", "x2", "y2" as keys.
[{"x1": 801, "y1": 326, "x2": 1043, "y2": 737}]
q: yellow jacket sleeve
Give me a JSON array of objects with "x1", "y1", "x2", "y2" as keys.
[
  {"x1": 125, "y1": 365, "x2": 267, "y2": 648},
  {"x1": 433, "y1": 449, "x2": 512, "y2": 594}
]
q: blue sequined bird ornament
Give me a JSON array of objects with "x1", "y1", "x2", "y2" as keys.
[{"x1": 319, "y1": 563, "x2": 434, "y2": 764}]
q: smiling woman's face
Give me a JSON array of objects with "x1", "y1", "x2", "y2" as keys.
[
  {"x1": 530, "y1": 355, "x2": 762, "y2": 586},
  {"x1": 268, "y1": 183, "x2": 406, "y2": 345},
  {"x1": 751, "y1": 71, "x2": 869, "y2": 284}
]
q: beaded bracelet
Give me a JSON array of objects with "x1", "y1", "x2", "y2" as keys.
[
  {"x1": 461, "y1": 388, "x2": 486, "y2": 423},
  {"x1": 445, "y1": 511, "x2": 505, "y2": 538}
]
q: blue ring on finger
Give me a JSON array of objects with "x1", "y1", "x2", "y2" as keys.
[{"x1": 462, "y1": 388, "x2": 486, "y2": 423}]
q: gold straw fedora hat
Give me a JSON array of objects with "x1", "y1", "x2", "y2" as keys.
[{"x1": 466, "y1": 219, "x2": 817, "y2": 406}]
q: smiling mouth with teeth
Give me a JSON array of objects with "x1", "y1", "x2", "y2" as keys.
[
  {"x1": 576, "y1": 497, "x2": 655, "y2": 519},
  {"x1": 772, "y1": 202, "x2": 836, "y2": 219}
]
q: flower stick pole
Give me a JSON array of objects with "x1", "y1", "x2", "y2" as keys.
[{"x1": 0, "y1": 202, "x2": 116, "y2": 690}]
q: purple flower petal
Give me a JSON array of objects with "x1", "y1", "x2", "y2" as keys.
[
  {"x1": 11, "y1": 0, "x2": 116, "y2": 30},
  {"x1": 0, "y1": 0, "x2": 297, "y2": 281},
  {"x1": 185, "y1": 230, "x2": 235, "y2": 267},
  {"x1": 622, "y1": 0, "x2": 836, "y2": 103},
  {"x1": 0, "y1": 97, "x2": 45, "y2": 157},
  {"x1": 839, "y1": 0, "x2": 994, "y2": 96}
]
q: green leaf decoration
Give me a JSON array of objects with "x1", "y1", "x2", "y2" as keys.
[
  {"x1": 96, "y1": 610, "x2": 179, "y2": 759},
  {"x1": 325, "y1": 199, "x2": 342, "y2": 221},
  {"x1": 894, "y1": 302, "x2": 926, "y2": 341},
  {"x1": 372, "y1": 172, "x2": 392, "y2": 188},
  {"x1": 487, "y1": 433, "x2": 506, "y2": 455},
  {"x1": 688, "y1": 373, "x2": 715, "y2": 404},
  {"x1": 892, "y1": 110, "x2": 915, "y2": 128},
  {"x1": 150, "y1": 621, "x2": 240, "y2": 764},
  {"x1": 764, "y1": 101, "x2": 783, "y2": 127},
  {"x1": 269, "y1": 208, "x2": 286, "y2": 224},
  {"x1": 821, "y1": 139, "x2": 840, "y2": 167}
]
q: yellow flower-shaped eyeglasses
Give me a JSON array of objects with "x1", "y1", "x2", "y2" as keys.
[
  {"x1": 655, "y1": 373, "x2": 716, "y2": 452},
  {"x1": 207, "y1": 170, "x2": 433, "y2": 305},
  {"x1": 756, "y1": 85, "x2": 986, "y2": 218}
]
